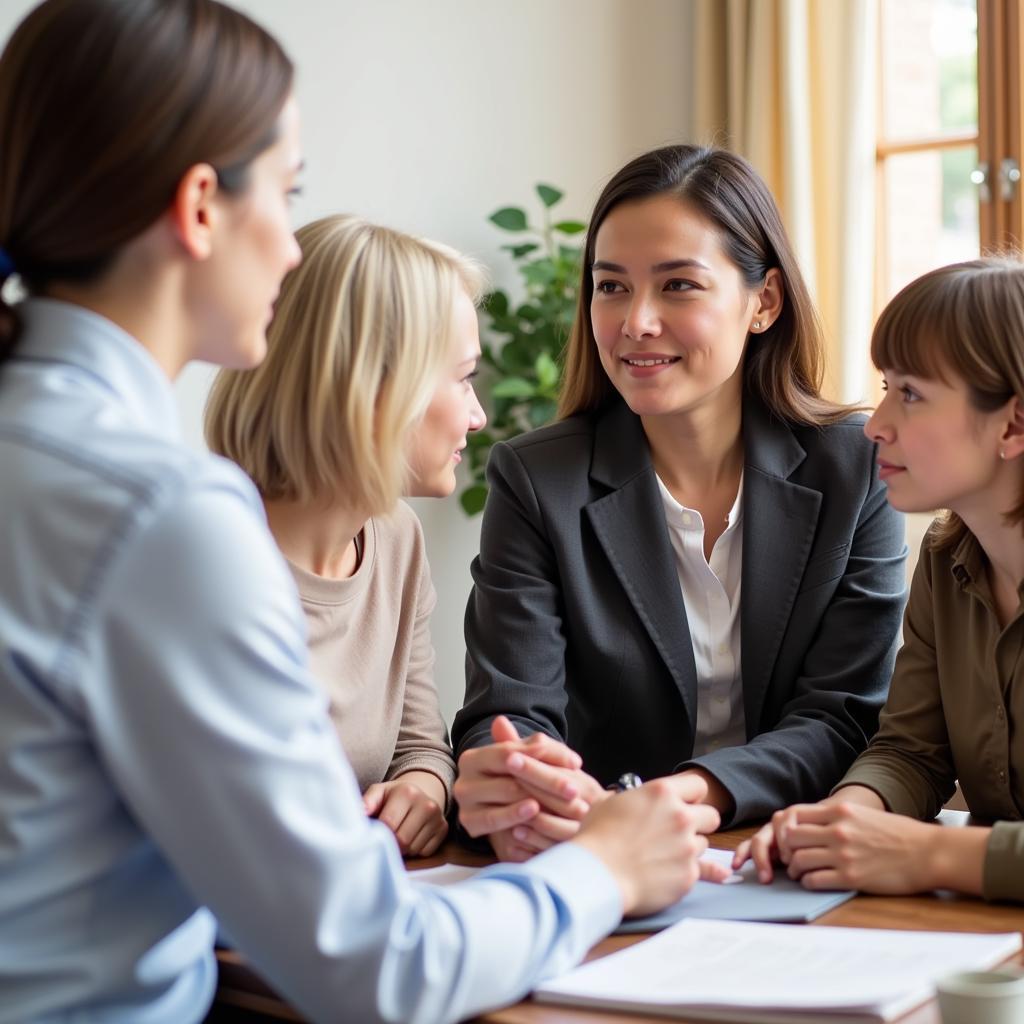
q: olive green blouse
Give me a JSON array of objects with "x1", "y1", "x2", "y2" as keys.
[{"x1": 837, "y1": 526, "x2": 1024, "y2": 902}]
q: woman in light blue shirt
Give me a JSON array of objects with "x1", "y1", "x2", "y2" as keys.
[{"x1": 0, "y1": 2, "x2": 721, "y2": 1022}]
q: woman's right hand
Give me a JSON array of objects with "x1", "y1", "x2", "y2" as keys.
[{"x1": 572, "y1": 773, "x2": 724, "y2": 917}]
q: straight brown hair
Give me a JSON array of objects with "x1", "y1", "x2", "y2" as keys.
[
  {"x1": 0, "y1": 0, "x2": 293, "y2": 358},
  {"x1": 559, "y1": 144, "x2": 852, "y2": 426},
  {"x1": 871, "y1": 257, "x2": 1024, "y2": 550}
]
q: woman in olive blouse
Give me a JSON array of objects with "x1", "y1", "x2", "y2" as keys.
[{"x1": 736, "y1": 257, "x2": 1024, "y2": 903}]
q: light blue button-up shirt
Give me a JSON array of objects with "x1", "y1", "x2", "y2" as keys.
[{"x1": 0, "y1": 300, "x2": 621, "y2": 1024}]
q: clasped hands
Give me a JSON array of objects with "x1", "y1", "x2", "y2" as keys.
[{"x1": 454, "y1": 715, "x2": 732, "y2": 871}]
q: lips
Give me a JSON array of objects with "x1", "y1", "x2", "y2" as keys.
[{"x1": 877, "y1": 459, "x2": 906, "y2": 481}]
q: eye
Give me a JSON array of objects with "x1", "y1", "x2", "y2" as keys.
[
  {"x1": 899, "y1": 385, "x2": 921, "y2": 404},
  {"x1": 664, "y1": 279, "x2": 696, "y2": 292},
  {"x1": 287, "y1": 185, "x2": 304, "y2": 204},
  {"x1": 462, "y1": 369, "x2": 480, "y2": 385},
  {"x1": 594, "y1": 280, "x2": 624, "y2": 295}
]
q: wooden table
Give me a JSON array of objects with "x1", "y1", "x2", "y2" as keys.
[{"x1": 207, "y1": 823, "x2": 1024, "y2": 1024}]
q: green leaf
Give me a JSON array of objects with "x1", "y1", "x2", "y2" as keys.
[
  {"x1": 528, "y1": 399, "x2": 558, "y2": 428},
  {"x1": 534, "y1": 351, "x2": 560, "y2": 392},
  {"x1": 492, "y1": 377, "x2": 537, "y2": 399},
  {"x1": 466, "y1": 430, "x2": 494, "y2": 449},
  {"x1": 553, "y1": 220, "x2": 586, "y2": 235},
  {"x1": 536, "y1": 184, "x2": 563, "y2": 208},
  {"x1": 482, "y1": 290, "x2": 509, "y2": 318},
  {"x1": 522, "y1": 262, "x2": 557, "y2": 287},
  {"x1": 502, "y1": 242, "x2": 540, "y2": 259},
  {"x1": 516, "y1": 303, "x2": 541, "y2": 322},
  {"x1": 460, "y1": 484, "x2": 489, "y2": 516},
  {"x1": 490, "y1": 207, "x2": 529, "y2": 231}
]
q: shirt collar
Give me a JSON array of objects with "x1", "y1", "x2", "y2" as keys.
[
  {"x1": 656, "y1": 472, "x2": 745, "y2": 532},
  {"x1": 18, "y1": 298, "x2": 182, "y2": 441}
]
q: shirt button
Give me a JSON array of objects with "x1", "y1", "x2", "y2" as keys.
[{"x1": 999, "y1": 770, "x2": 1007, "y2": 782}]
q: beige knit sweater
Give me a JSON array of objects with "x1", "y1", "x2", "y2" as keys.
[{"x1": 287, "y1": 501, "x2": 456, "y2": 807}]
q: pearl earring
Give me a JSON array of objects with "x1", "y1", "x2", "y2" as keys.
[
  {"x1": 1000, "y1": 450, "x2": 1008, "y2": 460},
  {"x1": 753, "y1": 321, "x2": 762, "y2": 330}
]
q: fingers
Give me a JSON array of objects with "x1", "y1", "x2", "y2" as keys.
[
  {"x1": 677, "y1": 799, "x2": 720, "y2": 836},
  {"x1": 490, "y1": 714, "x2": 520, "y2": 744},
  {"x1": 519, "y1": 731, "x2": 583, "y2": 770},
  {"x1": 362, "y1": 783, "x2": 387, "y2": 818},
  {"x1": 733, "y1": 823, "x2": 777, "y2": 883},
  {"x1": 407, "y1": 817, "x2": 448, "y2": 858},
  {"x1": 661, "y1": 771, "x2": 710, "y2": 805},
  {"x1": 517, "y1": 810, "x2": 583, "y2": 843},
  {"x1": 375, "y1": 783, "x2": 448, "y2": 857},
  {"x1": 787, "y1": 845, "x2": 839, "y2": 881},
  {"x1": 699, "y1": 857, "x2": 734, "y2": 884},
  {"x1": 490, "y1": 829, "x2": 536, "y2": 863},
  {"x1": 510, "y1": 825, "x2": 557, "y2": 854},
  {"x1": 455, "y1": 775, "x2": 529, "y2": 808},
  {"x1": 512, "y1": 776, "x2": 591, "y2": 820},
  {"x1": 460, "y1": 795, "x2": 539, "y2": 838},
  {"x1": 506, "y1": 750, "x2": 582, "y2": 801}
]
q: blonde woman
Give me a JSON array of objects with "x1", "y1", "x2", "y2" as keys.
[{"x1": 205, "y1": 215, "x2": 485, "y2": 856}]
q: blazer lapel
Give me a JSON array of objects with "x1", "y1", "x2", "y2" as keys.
[
  {"x1": 584, "y1": 402, "x2": 699, "y2": 732},
  {"x1": 740, "y1": 398, "x2": 822, "y2": 732}
]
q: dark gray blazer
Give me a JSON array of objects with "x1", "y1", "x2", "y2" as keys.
[{"x1": 452, "y1": 395, "x2": 908, "y2": 826}]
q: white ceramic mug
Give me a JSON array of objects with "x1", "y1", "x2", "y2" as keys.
[{"x1": 936, "y1": 967, "x2": 1024, "y2": 1024}]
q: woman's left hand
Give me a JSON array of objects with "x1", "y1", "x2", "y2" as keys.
[
  {"x1": 363, "y1": 770, "x2": 449, "y2": 857},
  {"x1": 782, "y1": 801, "x2": 936, "y2": 895}
]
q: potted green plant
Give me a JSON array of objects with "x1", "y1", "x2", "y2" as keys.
[{"x1": 460, "y1": 184, "x2": 585, "y2": 515}]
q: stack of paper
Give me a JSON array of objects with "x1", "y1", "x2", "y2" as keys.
[{"x1": 533, "y1": 919, "x2": 1022, "y2": 1023}]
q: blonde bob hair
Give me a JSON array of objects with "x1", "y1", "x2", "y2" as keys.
[
  {"x1": 871, "y1": 256, "x2": 1024, "y2": 551},
  {"x1": 205, "y1": 214, "x2": 486, "y2": 514}
]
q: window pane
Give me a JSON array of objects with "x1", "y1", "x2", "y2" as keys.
[
  {"x1": 883, "y1": 146, "x2": 980, "y2": 300},
  {"x1": 881, "y1": 0, "x2": 977, "y2": 141}
]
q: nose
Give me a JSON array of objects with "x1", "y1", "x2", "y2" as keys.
[
  {"x1": 622, "y1": 292, "x2": 661, "y2": 340},
  {"x1": 468, "y1": 387, "x2": 487, "y2": 431},
  {"x1": 864, "y1": 396, "x2": 895, "y2": 445}
]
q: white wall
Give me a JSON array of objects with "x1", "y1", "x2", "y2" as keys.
[{"x1": 0, "y1": 0, "x2": 694, "y2": 724}]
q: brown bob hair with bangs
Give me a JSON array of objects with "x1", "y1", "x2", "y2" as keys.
[
  {"x1": 871, "y1": 256, "x2": 1024, "y2": 550},
  {"x1": 0, "y1": 0, "x2": 293, "y2": 359},
  {"x1": 558, "y1": 144, "x2": 851, "y2": 426}
]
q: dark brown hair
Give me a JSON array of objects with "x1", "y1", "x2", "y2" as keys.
[
  {"x1": 0, "y1": 0, "x2": 294, "y2": 358},
  {"x1": 871, "y1": 257, "x2": 1024, "y2": 549},
  {"x1": 558, "y1": 144, "x2": 851, "y2": 426}
]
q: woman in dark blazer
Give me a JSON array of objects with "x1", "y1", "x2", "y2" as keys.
[{"x1": 453, "y1": 144, "x2": 907, "y2": 860}]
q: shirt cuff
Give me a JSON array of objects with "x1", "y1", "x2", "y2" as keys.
[
  {"x1": 983, "y1": 821, "x2": 1024, "y2": 903},
  {"x1": 831, "y1": 763, "x2": 930, "y2": 819},
  {"x1": 485, "y1": 841, "x2": 623, "y2": 946}
]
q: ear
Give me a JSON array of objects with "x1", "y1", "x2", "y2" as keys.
[
  {"x1": 749, "y1": 268, "x2": 785, "y2": 333},
  {"x1": 999, "y1": 396, "x2": 1024, "y2": 460},
  {"x1": 168, "y1": 163, "x2": 219, "y2": 262}
]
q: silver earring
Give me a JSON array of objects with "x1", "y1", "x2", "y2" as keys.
[
  {"x1": 1001, "y1": 450, "x2": 1008, "y2": 460},
  {"x1": 753, "y1": 321, "x2": 762, "y2": 330}
]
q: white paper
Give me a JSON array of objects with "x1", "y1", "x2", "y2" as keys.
[
  {"x1": 536, "y1": 918, "x2": 1022, "y2": 1014},
  {"x1": 407, "y1": 863, "x2": 481, "y2": 886}
]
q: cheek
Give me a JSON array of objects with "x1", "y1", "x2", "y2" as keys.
[{"x1": 590, "y1": 303, "x2": 618, "y2": 350}]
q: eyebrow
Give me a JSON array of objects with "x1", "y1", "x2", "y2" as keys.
[{"x1": 590, "y1": 258, "x2": 711, "y2": 274}]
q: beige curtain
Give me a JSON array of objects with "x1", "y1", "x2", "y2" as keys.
[{"x1": 692, "y1": 0, "x2": 877, "y2": 403}]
